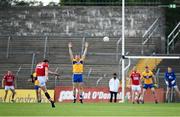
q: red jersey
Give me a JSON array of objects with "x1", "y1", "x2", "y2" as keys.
[
  {"x1": 3, "y1": 74, "x2": 15, "y2": 86},
  {"x1": 130, "y1": 71, "x2": 141, "y2": 85},
  {"x1": 35, "y1": 62, "x2": 49, "y2": 76}
]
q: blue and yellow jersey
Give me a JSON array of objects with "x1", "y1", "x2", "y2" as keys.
[
  {"x1": 34, "y1": 80, "x2": 39, "y2": 86},
  {"x1": 72, "y1": 58, "x2": 84, "y2": 73},
  {"x1": 32, "y1": 72, "x2": 39, "y2": 86},
  {"x1": 142, "y1": 70, "x2": 154, "y2": 84}
]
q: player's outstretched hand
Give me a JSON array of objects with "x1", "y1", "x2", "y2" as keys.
[
  {"x1": 68, "y1": 42, "x2": 72, "y2": 48},
  {"x1": 85, "y1": 42, "x2": 88, "y2": 48}
]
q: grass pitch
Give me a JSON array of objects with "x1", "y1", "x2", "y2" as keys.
[{"x1": 0, "y1": 103, "x2": 180, "y2": 116}]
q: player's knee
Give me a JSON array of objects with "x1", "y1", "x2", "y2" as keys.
[{"x1": 41, "y1": 88, "x2": 47, "y2": 93}]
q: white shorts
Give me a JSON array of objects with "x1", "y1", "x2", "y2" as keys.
[
  {"x1": 5, "y1": 86, "x2": 15, "y2": 91},
  {"x1": 131, "y1": 85, "x2": 141, "y2": 91},
  {"x1": 37, "y1": 76, "x2": 46, "y2": 87}
]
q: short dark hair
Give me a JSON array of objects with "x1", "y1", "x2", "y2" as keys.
[
  {"x1": 113, "y1": 73, "x2": 117, "y2": 76},
  {"x1": 43, "y1": 59, "x2": 49, "y2": 63}
]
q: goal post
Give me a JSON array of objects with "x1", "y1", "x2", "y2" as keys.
[
  {"x1": 120, "y1": 55, "x2": 180, "y2": 103},
  {"x1": 125, "y1": 56, "x2": 180, "y2": 59},
  {"x1": 121, "y1": 0, "x2": 126, "y2": 103}
]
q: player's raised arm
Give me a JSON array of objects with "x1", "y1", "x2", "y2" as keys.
[
  {"x1": 82, "y1": 42, "x2": 88, "y2": 60},
  {"x1": 68, "y1": 42, "x2": 74, "y2": 61}
]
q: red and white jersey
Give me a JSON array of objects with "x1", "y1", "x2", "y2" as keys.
[
  {"x1": 130, "y1": 71, "x2": 141, "y2": 85},
  {"x1": 35, "y1": 62, "x2": 49, "y2": 76},
  {"x1": 3, "y1": 74, "x2": 15, "y2": 86}
]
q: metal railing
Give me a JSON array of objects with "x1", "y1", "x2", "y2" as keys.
[
  {"x1": 31, "y1": 52, "x2": 36, "y2": 74},
  {"x1": 167, "y1": 22, "x2": 180, "y2": 54},
  {"x1": 6, "y1": 36, "x2": 11, "y2": 58},
  {"x1": 61, "y1": 0, "x2": 161, "y2": 6},
  {"x1": 96, "y1": 74, "x2": 106, "y2": 86},
  {"x1": 96, "y1": 77, "x2": 103, "y2": 86},
  {"x1": 54, "y1": 67, "x2": 59, "y2": 87},
  {"x1": 141, "y1": 17, "x2": 160, "y2": 55},
  {"x1": 15, "y1": 65, "x2": 22, "y2": 88},
  {"x1": 87, "y1": 67, "x2": 92, "y2": 79},
  {"x1": 44, "y1": 36, "x2": 48, "y2": 59}
]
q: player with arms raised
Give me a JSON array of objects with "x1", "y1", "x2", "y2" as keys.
[
  {"x1": 140, "y1": 66, "x2": 158, "y2": 104},
  {"x1": 68, "y1": 42, "x2": 88, "y2": 103},
  {"x1": 129, "y1": 67, "x2": 141, "y2": 104}
]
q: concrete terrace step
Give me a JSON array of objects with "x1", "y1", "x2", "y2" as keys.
[{"x1": 0, "y1": 36, "x2": 160, "y2": 88}]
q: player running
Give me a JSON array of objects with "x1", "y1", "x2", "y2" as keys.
[
  {"x1": 129, "y1": 67, "x2": 141, "y2": 104},
  {"x1": 35, "y1": 59, "x2": 58, "y2": 108},
  {"x1": 140, "y1": 66, "x2": 158, "y2": 104},
  {"x1": 164, "y1": 67, "x2": 180, "y2": 102},
  {"x1": 68, "y1": 42, "x2": 88, "y2": 103},
  {"x1": 2, "y1": 71, "x2": 16, "y2": 102}
]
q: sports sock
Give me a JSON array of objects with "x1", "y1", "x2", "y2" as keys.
[
  {"x1": 73, "y1": 95, "x2": 76, "y2": 99},
  {"x1": 45, "y1": 92, "x2": 51, "y2": 100},
  {"x1": 80, "y1": 94, "x2": 83, "y2": 99}
]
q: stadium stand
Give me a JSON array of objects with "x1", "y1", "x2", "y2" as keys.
[
  {"x1": 0, "y1": 6, "x2": 165, "y2": 89},
  {"x1": 0, "y1": 6, "x2": 164, "y2": 37}
]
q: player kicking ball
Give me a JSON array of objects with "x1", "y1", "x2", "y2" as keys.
[
  {"x1": 164, "y1": 67, "x2": 180, "y2": 102},
  {"x1": 2, "y1": 71, "x2": 16, "y2": 102},
  {"x1": 35, "y1": 59, "x2": 58, "y2": 108},
  {"x1": 140, "y1": 66, "x2": 158, "y2": 104},
  {"x1": 68, "y1": 42, "x2": 88, "y2": 104},
  {"x1": 129, "y1": 67, "x2": 141, "y2": 104}
]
